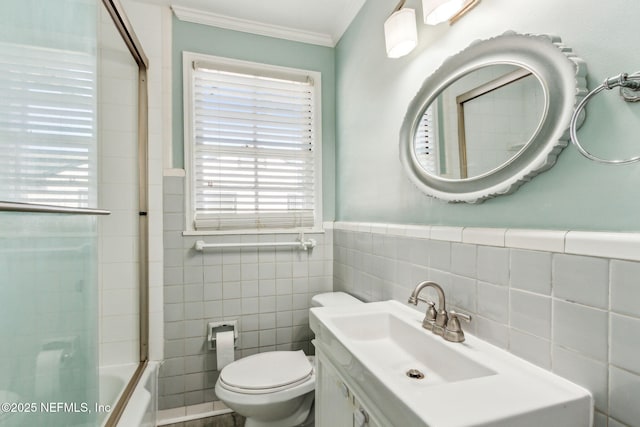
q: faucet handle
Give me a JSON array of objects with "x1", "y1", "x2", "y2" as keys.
[
  {"x1": 450, "y1": 310, "x2": 471, "y2": 323},
  {"x1": 443, "y1": 310, "x2": 472, "y2": 343},
  {"x1": 421, "y1": 300, "x2": 437, "y2": 330}
]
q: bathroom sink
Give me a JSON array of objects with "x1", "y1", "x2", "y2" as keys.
[
  {"x1": 310, "y1": 300, "x2": 592, "y2": 427},
  {"x1": 329, "y1": 311, "x2": 495, "y2": 387}
]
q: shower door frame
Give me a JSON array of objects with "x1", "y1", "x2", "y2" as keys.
[{"x1": 100, "y1": 0, "x2": 150, "y2": 426}]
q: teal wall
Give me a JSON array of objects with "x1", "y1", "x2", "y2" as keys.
[
  {"x1": 172, "y1": 17, "x2": 336, "y2": 221},
  {"x1": 335, "y1": 0, "x2": 640, "y2": 231}
]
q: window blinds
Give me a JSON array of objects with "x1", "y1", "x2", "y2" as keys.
[
  {"x1": 413, "y1": 105, "x2": 438, "y2": 175},
  {"x1": 0, "y1": 42, "x2": 96, "y2": 208},
  {"x1": 191, "y1": 63, "x2": 316, "y2": 230}
]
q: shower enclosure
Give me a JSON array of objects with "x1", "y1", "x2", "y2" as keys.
[{"x1": 0, "y1": 0, "x2": 149, "y2": 426}]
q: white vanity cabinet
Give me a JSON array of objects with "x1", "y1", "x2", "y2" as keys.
[
  {"x1": 315, "y1": 350, "x2": 386, "y2": 427},
  {"x1": 310, "y1": 301, "x2": 592, "y2": 427}
]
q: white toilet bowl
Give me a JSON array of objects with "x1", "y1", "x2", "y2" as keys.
[
  {"x1": 215, "y1": 351, "x2": 315, "y2": 427},
  {"x1": 214, "y1": 292, "x2": 362, "y2": 427}
]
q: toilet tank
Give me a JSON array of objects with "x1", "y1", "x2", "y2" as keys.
[{"x1": 311, "y1": 292, "x2": 362, "y2": 307}]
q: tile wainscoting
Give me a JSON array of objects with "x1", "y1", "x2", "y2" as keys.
[
  {"x1": 333, "y1": 222, "x2": 640, "y2": 427},
  {"x1": 160, "y1": 176, "x2": 333, "y2": 410}
]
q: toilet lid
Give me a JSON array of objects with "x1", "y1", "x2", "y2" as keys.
[{"x1": 220, "y1": 350, "x2": 313, "y2": 391}]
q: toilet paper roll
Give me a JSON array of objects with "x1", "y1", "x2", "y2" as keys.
[
  {"x1": 216, "y1": 330, "x2": 235, "y2": 370},
  {"x1": 35, "y1": 349, "x2": 64, "y2": 399}
]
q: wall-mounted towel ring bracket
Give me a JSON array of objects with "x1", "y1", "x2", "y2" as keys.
[{"x1": 570, "y1": 72, "x2": 640, "y2": 164}]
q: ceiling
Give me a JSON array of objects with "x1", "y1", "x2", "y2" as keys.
[{"x1": 134, "y1": 0, "x2": 368, "y2": 46}]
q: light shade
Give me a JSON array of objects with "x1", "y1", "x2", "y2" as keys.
[
  {"x1": 384, "y1": 8, "x2": 418, "y2": 59},
  {"x1": 422, "y1": 0, "x2": 465, "y2": 25}
]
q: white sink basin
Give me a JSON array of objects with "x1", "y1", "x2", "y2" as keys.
[
  {"x1": 329, "y1": 311, "x2": 495, "y2": 387},
  {"x1": 310, "y1": 300, "x2": 592, "y2": 427}
]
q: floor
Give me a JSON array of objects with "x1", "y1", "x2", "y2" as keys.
[{"x1": 163, "y1": 413, "x2": 246, "y2": 427}]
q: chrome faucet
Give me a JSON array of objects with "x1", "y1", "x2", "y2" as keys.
[
  {"x1": 408, "y1": 281, "x2": 471, "y2": 343},
  {"x1": 408, "y1": 281, "x2": 448, "y2": 334}
]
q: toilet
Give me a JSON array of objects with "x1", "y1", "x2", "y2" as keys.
[{"x1": 214, "y1": 291, "x2": 363, "y2": 427}]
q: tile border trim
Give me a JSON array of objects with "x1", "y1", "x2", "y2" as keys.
[{"x1": 333, "y1": 222, "x2": 640, "y2": 262}]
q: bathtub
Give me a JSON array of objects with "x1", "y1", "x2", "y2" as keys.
[{"x1": 100, "y1": 362, "x2": 158, "y2": 427}]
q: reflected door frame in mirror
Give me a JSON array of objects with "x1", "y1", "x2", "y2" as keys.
[
  {"x1": 456, "y1": 67, "x2": 534, "y2": 179},
  {"x1": 399, "y1": 31, "x2": 587, "y2": 203}
]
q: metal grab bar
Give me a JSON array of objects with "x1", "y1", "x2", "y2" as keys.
[
  {"x1": 0, "y1": 201, "x2": 111, "y2": 215},
  {"x1": 194, "y1": 233, "x2": 316, "y2": 251},
  {"x1": 569, "y1": 72, "x2": 640, "y2": 164}
]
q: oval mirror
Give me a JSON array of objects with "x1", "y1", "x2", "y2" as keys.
[{"x1": 400, "y1": 32, "x2": 587, "y2": 203}]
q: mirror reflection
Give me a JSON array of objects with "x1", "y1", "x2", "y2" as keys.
[{"x1": 414, "y1": 64, "x2": 545, "y2": 179}]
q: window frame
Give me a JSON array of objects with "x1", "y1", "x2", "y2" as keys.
[{"x1": 182, "y1": 52, "x2": 323, "y2": 235}]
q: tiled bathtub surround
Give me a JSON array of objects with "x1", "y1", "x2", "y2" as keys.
[
  {"x1": 333, "y1": 222, "x2": 640, "y2": 426},
  {"x1": 161, "y1": 176, "x2": 333, "y2": 410}
]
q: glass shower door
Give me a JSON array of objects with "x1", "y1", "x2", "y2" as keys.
[
  {"x1": 0, "y1": 0, "x2": 101, "y2": 425},
  {"x1": 0, "y1": 214, "x2": 100, "y2": 427}
]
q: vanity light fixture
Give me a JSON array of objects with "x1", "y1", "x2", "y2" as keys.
[
  {"x1": 422, "y1": 0, "x2": 480, "y2": 25},
  {"x1": 384, "y1": 0, "x2": 418, "y2": 58}
]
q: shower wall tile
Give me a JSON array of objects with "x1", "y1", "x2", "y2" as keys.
[
  {"x1": 333, "y1": 222, "x2": 640, "y2": 423},
  {"x1": 98, "y1": 31, "x2": 141, "y2": 365},
  {"x1": 160, "y1": 175, "x2": 333, "y2": 410}
]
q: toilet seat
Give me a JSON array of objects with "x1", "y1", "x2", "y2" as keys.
[{"x1": 219, "y1": 350, "x2": 313, "y2": 395}]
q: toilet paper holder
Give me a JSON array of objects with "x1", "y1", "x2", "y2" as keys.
[
  {"x1": 41, "y1": 337, "x2": 77, "y2": 362},
  {"x1": 207, "y1": 321, "x2": 238, "y2": 351}
]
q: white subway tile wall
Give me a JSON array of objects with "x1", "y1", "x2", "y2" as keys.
[
  {"x1": 160, "y1": 176, "x2": 333, "y2": 409},
  {"x1": 333, "y1": 222, "x2": 640, "y2": 425},
  {"x1": 98, "y1": 4, "x2": 140, "y2": 367}
]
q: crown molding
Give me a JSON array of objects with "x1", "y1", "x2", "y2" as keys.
[
  {"x1": 329, "y1": 0, "x2": 366, "y2": 45},
  {"x1": 171, "y1": 5, "x2": 336, "y2": 47}
]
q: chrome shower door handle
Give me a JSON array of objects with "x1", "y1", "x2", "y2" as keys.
[{"x1": 0, "y1": 201, "x2": 111, "y2": 215}]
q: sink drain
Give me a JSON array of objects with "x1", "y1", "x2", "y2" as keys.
[{"x1": 406, "y1": 369, "x2": 425, "y2": 380}]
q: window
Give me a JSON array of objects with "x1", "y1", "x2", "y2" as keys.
[
  {"x1": 183, "y1": 53, "x2": 322, "y2": 232},
  {"x1": 0, "y1": 41, "x2": 96, "y2": 207},
  {"x1": 413, "y1": 105, "x2": 438, "y2": 175}
]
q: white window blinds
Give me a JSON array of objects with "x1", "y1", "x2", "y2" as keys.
[
  {"x1": 413, "y1": 105, "x2": 438, "y2": 175},
  {"x1": 0, "y1": 42, "x2": 96, "y2": 208},
  {"x1": 190, "y1": 61, "x2": 317, "y2": 231}
]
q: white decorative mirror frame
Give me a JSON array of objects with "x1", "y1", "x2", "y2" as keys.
[{"x1": 399, "y1": 31, "x2": 587, "y2": 203}]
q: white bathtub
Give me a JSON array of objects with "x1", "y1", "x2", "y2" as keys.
[{"x1": 100, "y1": 362, "x2": 158, "y2": 427}]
